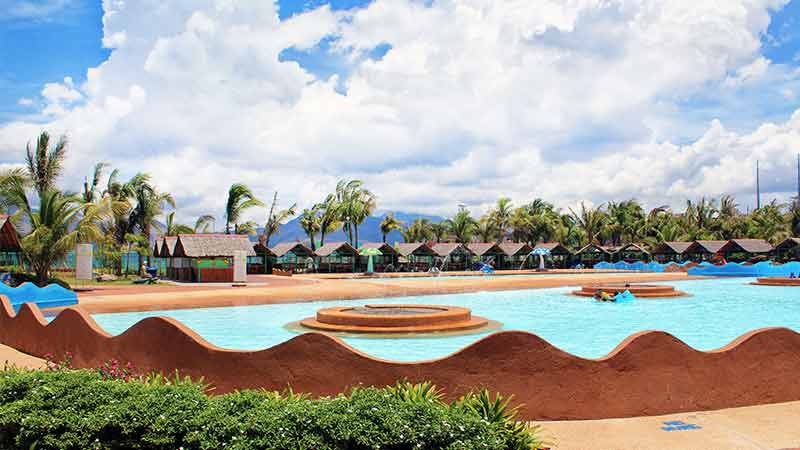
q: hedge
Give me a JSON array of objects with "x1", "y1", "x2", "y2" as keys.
[{"x1": 0, "y1": 368, "x2": 544, "y2": 450}]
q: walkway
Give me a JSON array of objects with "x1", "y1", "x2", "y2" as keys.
[{"x1": 537, "y1": 401, "x2": 800, "y2": 450}]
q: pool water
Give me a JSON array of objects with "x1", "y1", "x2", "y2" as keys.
[{"x1": 90, "y1": 278, "x2": 800, "y2": 362}]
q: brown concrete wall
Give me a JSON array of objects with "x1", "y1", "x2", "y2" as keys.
[{"x1": 2, "y1": 297, "x2": 800, "y2": 421}]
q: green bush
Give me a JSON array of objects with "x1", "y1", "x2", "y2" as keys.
[{"x1": 0, "y1": 369, "x2": 545, "y2": 450}]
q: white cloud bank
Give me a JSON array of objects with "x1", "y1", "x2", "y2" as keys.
[{"x1": 1, "y1": 0, "x2": 800, "y2": 222}]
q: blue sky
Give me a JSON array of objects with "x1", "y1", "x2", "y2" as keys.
[{"x1": 2, "y1": 0, "x2": 799, "y2": 128}]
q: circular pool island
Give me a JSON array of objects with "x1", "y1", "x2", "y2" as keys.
[
  {"x1": 572, "y1": 284, "x2": 687, "y2": 298},
  {"x1": 752, "y1": 277, "x2": 800, "y2": 286},
  {"x1": 295, "y1": 304, "x2": 497, "y2": 336}
]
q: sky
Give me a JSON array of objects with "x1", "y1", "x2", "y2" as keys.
[{"x1": 2, "y1": 0, "x2": 800, "y2": 225}]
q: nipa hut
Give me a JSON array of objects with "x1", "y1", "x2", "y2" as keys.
[
  {"x1": 685, "y1": 240, "x2": 727, "y2": 262},
  {"x1": 315, "y1": 242, "x2": 359, "y2": 273},
  {"x1": 718, "y1": 239, "x2": 773, "y2": 262},
  {"x1": 271, "y1": 242, "x2": 315, "y2": 273},
  {"x1": 431, "y1": 243, "x2": 474, "y2": 271},
  {"x1": 467, "y1": 243, "x2": 505, "y2": 269},
  {"x1": 650, "y1": 242, "x2": 692, "y2": 263},
  {"x1": 170, "y1": 234, "x2": 256, "y2": 282},
  {"x1": 774, "y1": 238, "x2": 800, "y2": 262},
  {"x1": 395, "y1": 243, "x2": 437, "y2": 271},
  {"x1": 0, "y1": 215, "x2": 22, "y2": 267},
  {"x1": 498, "y1": 243, "x2": 533, "y2": 270},
  {"x1": 358, "y1": 242, "x2": 399, "y2": 272}
]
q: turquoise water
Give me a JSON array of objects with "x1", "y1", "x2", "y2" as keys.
[{"x1": 90, "y1": 278, "x2": 800, "y2": 362}]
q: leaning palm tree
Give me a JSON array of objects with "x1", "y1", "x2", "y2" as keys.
[
  {"x1": 6, "y1": 178, "x2": 110, "y2": 285},
  {"x1": 224, "y1": 183, "x2": 263, "y2": 234},
  {"x1": 164, "y1": 212, "x2": 196, "y2": 236},
  {"x1": 570, "y1": 202, "x2": 607, "y2": 245},
  {"x1": 379, "y1": 214, "x2": 403, "y2": 243},
  {"x1": 261, "y1": 191, "x2": 297, "y2": 247},
  {"x1": 82, "y1": 162, "x2": 108, "y2": 203},
  {"x1": 25, "y1": 131, "x2": 68, "y2": 198},
  {"x1": 316, "y1": 194, "x2": 341, "y2": 246},
  {"x1": 127, "y1": 173, "x2": 176, "y2": 243}
]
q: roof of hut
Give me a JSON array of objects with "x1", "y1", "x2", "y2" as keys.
[
  {"x1": 359, "y1": 242, "x2": 400, "y2": 256},
  {"x1": 776, "y1": 237, "x2": 800, "y2": 249},
  {"x1": 499, "y1": 242, "x2": 533, "y2": 256},
  {"x1": 0, "y1": 215, "x2": 21, "y2": 252},
  {"x1": 651, "y1": 241, "x2": 692, "y2": 255},
  {"x1": 431, "y1": 243, "x2": 471, "y2": 257},
  {"x1": 720, "y1": 239, "x2": 773, "y2": 254},
  {"x1": 687, "y1": 240, "x2": 728, "y2": 254},
  {"x1": 533, "y1": 242, "x2": 570, "y2": 254},
  {"x1": 253, "y1": 243, "x2": 276, "y2": 257},
  {"x1": 159, "y1": 236, "x2": 178, "y2": 257},
  {"x1": 315, "y1": 242, "x2": 358, "y2": 257},
  {"x1": 576, "y1": 243, "x2": 612, "y2": 254},
  {"x1": 270, "y1": 242, "x2": 314, "y2": 257},
  {"x1": 395, "y1": 242, "x2": 436, "y2": 257},
  {"x1": 174, "y1": 234, "x2": 256, "y2": 258},
  {"x1": 466, "y1": 243, "x2": 504, "y2": 256},
  {"x1": 615, "y1": 243, "x2": 651, "y2": 255}
]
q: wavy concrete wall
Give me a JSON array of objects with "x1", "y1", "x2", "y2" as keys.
[{"x1": 2, "y1": 297, "x2": 800, "y2": 420}]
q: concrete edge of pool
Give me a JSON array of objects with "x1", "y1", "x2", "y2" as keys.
[{"x1": 3, "y1": 296, "x2": 800, "y2": 421}]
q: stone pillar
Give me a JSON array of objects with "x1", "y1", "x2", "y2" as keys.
[
  {"x1": 75, "y1": 244, "x2": 93, "y2": 281},
  {"x1": 233, "y1": 250, "x2": 247, "y2": 283}
]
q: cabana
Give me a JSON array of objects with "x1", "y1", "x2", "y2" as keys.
[
  {"x1": 533, "y1": 242, "x2": 571, "y2": 268},
  {"x1": 249, "y1": 243, "x2": 276, "y2": 274},
  {"x1": 774, "y1": 238, "x2": 800, "y2": 262},
  {"x1": 0, "y1": 215, "x2": 22, "y2": 267},
  {"x1": 431, "y1": 243, "x2": 474, "y2": 271},
  {"x1": 160, "y1": 236, "x2": 180, "y2": 280},
  {"x1": 467, "y1": 243, "x2": 505, "y2": 269},
  {"x1": 271, "y1": 242, "x2": 315, "y2": 273},
  {"x1": 152, "y1": 239, "x2": 166, "y2": 276},
  {"x1": 651, "y1": 242, "x2": 692, "y2": 263},
  {"x1": 315, "y1": 242, "x2": 359, "y2": 273},
  {"x1": 171, "y1": 234, "x2": 256, "y2": 282},
  {"x1": 574, "y1": 243, "x2": 612, "y2": 268},
  {"x1": 685, "y1": 240, "x2": 727, "y2": 262},
  {"x1": 358, "y1": 242, "x2": 399, "y2": 272},
  {"x1": 396, "y1": 243, "x2": 437, "y2": 272},
  {"x1": 499, "y1": 243, "x2": 533, "y2": 270},
  {"x1": 718, "y1": 239, "x2": 773, "y2": 263},
  {"x1": 613, "y1": 243, "x2": 650, "y2": 263}
]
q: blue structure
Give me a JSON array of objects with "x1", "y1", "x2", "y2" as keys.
[
  {"x1": 0, "y1": 282, "x2": 78, "y2": 312},
  {"x1": 594, "y1": 259, "x2": 800, "y2": 278}
]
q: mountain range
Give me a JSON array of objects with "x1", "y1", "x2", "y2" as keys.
[{"x1": 257, "y1": 211, "x2": 445, "y2": 246}]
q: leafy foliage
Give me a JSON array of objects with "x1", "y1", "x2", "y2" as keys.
[{"x1": 0, "y1": 371, "x2": 544, "y2": 450}]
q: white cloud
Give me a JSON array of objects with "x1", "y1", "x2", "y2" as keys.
[
  {"x1": 17, "y1": 98, "x2": 34, "y2": 107},
  {"x1": 0, "y1": 0, "x2": 74, "y2": 20},
  {"x1": 1, "y1": 0, "x2": 799, "y2": 224}
]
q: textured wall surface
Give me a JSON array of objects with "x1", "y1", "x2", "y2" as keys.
[{"x1": 2, "y1": 297, "x2": 799, "y2": 420}]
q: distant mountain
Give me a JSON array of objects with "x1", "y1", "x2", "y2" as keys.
[{"x1": 258, "y1": 211, "x2": 446, "y2": 246}]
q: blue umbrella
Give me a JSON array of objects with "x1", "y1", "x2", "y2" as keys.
[{"x1": 532, "y1": 247, "x2": 551, "y2": 270}]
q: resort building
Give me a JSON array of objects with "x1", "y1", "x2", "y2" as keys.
[
  {"x1": 0, "y1": 215, "x2": 22, "y2": 267},
  {"x1": 685, "y1": 240, "x2": 728, "y2": 262},
  {"x1": 533, "y1": 242, "x2": 571, "y2": 268},
  {"x1": 431, "y1": 243, "x2": 474, "y2": 271},
  {"x1": 249, "y1": 243, "x2": 275, "y2": 274},
  {"x1": 467, "y1": 243, "x2": 505, "y2": 269},
  {"x1": 574, "y1": 243, "x2": 612, "y2": 267},
  {"x1": 499, "y1": 243, "x2": 533, "y2": 269},
  {"x1": 358, "y1": 242, "x2": 400, "y2": 272},
  {"x1": 152, "y1": 239, "x2": 166, "y2": 276},
  {"x1": 718, "y1": 239, "x2": 773, "y2": 262},
  {"x1": 159, "y1": 236, "x2": 179, "y2": 279},
  {"x1": 774, "y1": 237, "x2": 800, "y2": 261},
  {"x1": 613, "y1": 243, "x2": 651, "y2": 262},
  {"x1": 396, "y1": 242, "x2": 437, "y2": 271},
  {"x1": 314, "y1": 242, "x2": 359, "y2": 273},
  {"x1": 271, "y1": 242, "x2": 315, "y2": 273},
  {"x1": 169, "y1": 234, "x2": 256, "y2": 282},
  {"x1": 651, "y1": 241, "x2": 692, "y2": 263}
]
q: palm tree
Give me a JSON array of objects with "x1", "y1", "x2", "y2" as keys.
[
  {"x1": 194, "y1": 215, "x2": 215, "y2": 233},
  {"x1": 488, "y1": 197, "x2": 513, "y2": 241},
  {"x1": 570, "y1": 202, "x2": 607, "y2": 245},
  {"x1": 299, "y1": 206, "x2": 322, "y2": 251},
  {"x1": 380, "y1": 214, "x2": 403, "y2": 243},
  {"x1": 224, "y1": 183, "x2": 263, "y2": 234},
  {"x1": 5, "y1": 177, "x2": 110, "y2": 285},
  {"x1": 430, "y1": 221, "x2": 449, "y2": 243},
  {"x1": 476, "y1": 216, "x2": 495, "y2": 242},
  {"x1": 448, "y1": 207, "x2": 477, "y2": 244},
  {"x1": 127, "y1": 173, "x2": 176, "y2": 244},
  {"x1": 102, "y1": 169, "x2": 134, "y2": 245},
  {"x1": 335, "y1": 179, "x2": 375, "y2": 247},
  {"x1": 25, "y1": 131, "x2": 68, "y2": 198},
  {"x1": 164, "y1": 212, "x2": 199, "y2": 236},
  {"x1": 316, "y1": 194, "x2": 341, "y2": 247},
  {"x1": 262, "y1": 191, "x2": 297, "y2": 247},
  {"x1": 401, "y1": 218, "x2": 433, "y2": 243},
  {"x1": 82, "y1": 162, "x2": 108, "y2": 203}
]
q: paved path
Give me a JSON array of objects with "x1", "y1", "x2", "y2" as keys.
[
  {"x1": 536, "y1": 401, "x2": 800, "y2": 450},
  {"x1": 0, "y1": 344, "x2": 44, "y2": 370}
]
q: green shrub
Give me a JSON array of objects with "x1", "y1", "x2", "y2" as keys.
[{"x1": 0, "y1": 369, "x2": 545, "y2": 450}]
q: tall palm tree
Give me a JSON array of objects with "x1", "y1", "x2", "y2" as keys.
[
  {"x1": 5, "y1": 177, "x2": 110, "y2": 285},
  {"x1": 401, "y1": 218, "x2": 433, "y2": 243},
  {"x1": 102, "y1": 169, "x2": 134, "y2": 245},
  {"x1": 224, "y1": 183, "x2": 263, "y2": 234},
  {"x1": 335, "y1": 179, "x2": 375, "y2": 247},
  {"x1": 299, "y1": 206, "x2": 322, "y2": 251},
  {"x1": 164, "y1": 212, "x2": 212, "y2": 236},
  {"x1": 380, "y1": 214, "x2": 403, "y2": 243},
  {"x1": 476, "y1": 216, "x2": 495, "y2": 242},
  {"x1": 488, "y1": 197, "x2": 514, "y2": 241},
  {"x1": 430, "y1": 221, "x2": 449, "y2": 243},
  {"x1": 262, "y1": 191, "x2": 297, "y2": 247},
  {"x1": 448, "y1": 207, "x2": 477, "y2": 244},
  {"x1": 25, "y1": 131, "x2": 68, "y2": 198},
  {"x1": 127, "y1": 173, "x2": 176, "y2": 243},
  {"x1": 82, "y1": 162, "x2": 108, "y2": 203},
  {"x1": 316, "y1": 194, "x2": 341, "y2": 247},
  {"x1": 570, "y1": 202, "x2": 607, "y2": 245}
]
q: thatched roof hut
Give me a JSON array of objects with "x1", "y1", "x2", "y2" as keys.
[
  {"x1": 651, "y1": 241, "x2": 692, "y2": 262},
  {"x1": 271, "y1": 242, "x2": 314, "y2": 258},
  {"x1": 314, "y1": 242, "x2": 359, "y2": 258},
  {"x1": 685, "y1": 240, "x2": 727, "y2": 261},
  {"x1": 0, "y1": 215, "x2": 22, "y2": 266},
  {"x1": 159, "y1": 236, "x2": 179, "y2": 257},
  {"x1": 396, "y1": 243, "x2": 436, "y2": 258},
  {"x1": 719, "y1": 239, "x2": 773, "y2": 261},
  {"x1": 173, "y1": 234, "x2": 256, "y2": 258},
  {"x1": 774, "y1": 237, "x2": 800, "y2": 260}
]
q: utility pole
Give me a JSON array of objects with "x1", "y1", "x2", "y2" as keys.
[{"x1": 756, "y1": 160, "x2": 761, "y2": 210}]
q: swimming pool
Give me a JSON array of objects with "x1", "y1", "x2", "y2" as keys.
[{"x1": 91, "y1": 278, "x2": 800, "y2": 362}]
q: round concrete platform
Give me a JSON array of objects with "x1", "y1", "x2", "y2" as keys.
[{"x1": 572, "y1": 284, "x2": 687, "y2": 298}]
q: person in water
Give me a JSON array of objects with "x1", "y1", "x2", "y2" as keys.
[
  {"x1": 790, "y1": 272, "x2": 796, "y2": 279},
  {"x1": 593, "y1": 289, "x2": 616, "y2": 302}
]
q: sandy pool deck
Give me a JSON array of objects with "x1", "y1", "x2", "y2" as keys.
[{"x1": 66, "y1": 271, "x2": 703, "y2": 314}]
